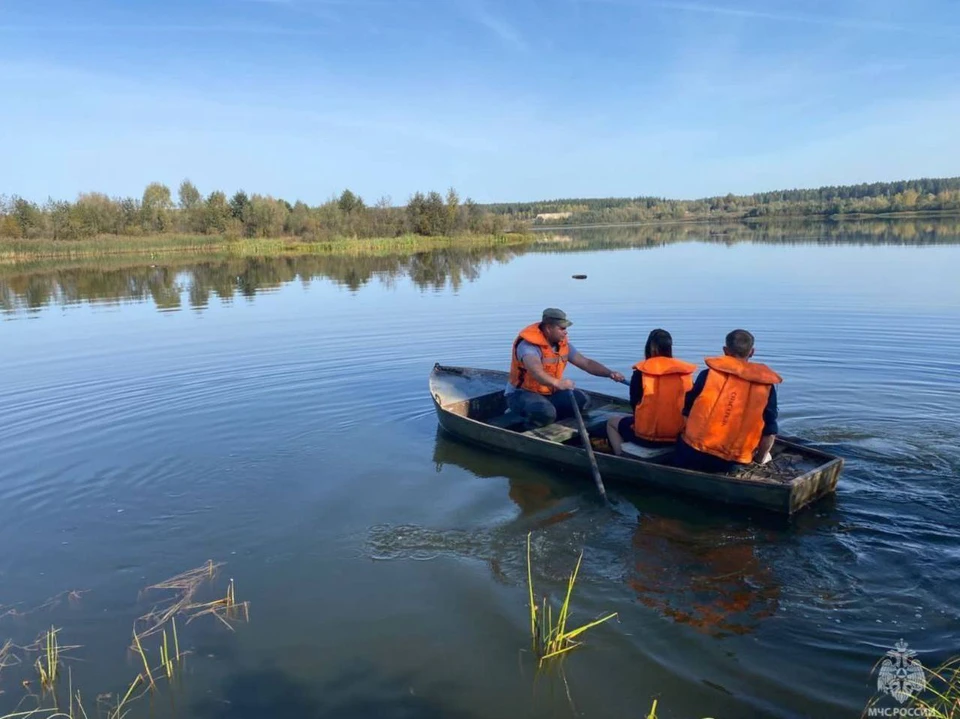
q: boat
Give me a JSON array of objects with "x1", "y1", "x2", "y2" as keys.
[{"x1": 429, "y1": 363, "x2": 843, "y2": 515}]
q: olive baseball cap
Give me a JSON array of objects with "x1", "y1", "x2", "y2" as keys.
[{"x1": 542, "y1": 308, "x2": 572, "y2": 328}]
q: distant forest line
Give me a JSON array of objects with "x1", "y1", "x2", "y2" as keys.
[
  {"x1": 489, "y1": 176, "x2": 960, "y2": 226},
  {"x1": 1, "y1": 176, "x2": 959, "y2": 242}
]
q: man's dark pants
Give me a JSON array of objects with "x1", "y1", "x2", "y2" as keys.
[
  {"x1": 673, "y1": 437, "x2": 740, "y2": 474},
  {"x1": 507, "y1": 388, "x2": 591, "y2": 429}
]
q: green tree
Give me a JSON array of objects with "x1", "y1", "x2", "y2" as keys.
[
  {"x1": 178, "y1": 179, "x2": 201, "y2": 210},
  {"x1": 338, "y1": 189, "x2": 364, "y2": 214},
  {"x1": 117, "y1": 197, "x2": 141, "y2": 234},
  {"x1": 406, "y1": 192, "x2": 427, "y2": 235},
  {"x1": 178, "y1": 180, "x2": 202, "y2": 232},
  {"x1": 12, "y1": 197, "x2": 45, "y2": 238},
  {"x1": 201, "y1": 191, "x2": 231, "y2": 234},
  {"x1": 141, "y1": 182, "x2": 173, "y2": 232},
  {"x1": 463, "y1": 197, "x2": 482, "y2": 233},
  {"x1": 286, "y1": 200, "x2": 315, "y2": 236},
  {"x1": 229, "y1": 191, "x2": 250, "y2": 220},
  {"x1": 243, "y1": 195, "x2": 288, "y2": 237},
  {"x1": 45, "y1": 199, "x2": 72, "y2": 240},
  {"x1": 75, "y1": 192, "x2": 119, "y2": 235},
  {"x1": 424, "y1": 191, "x2": 446, "y2": 235},
  {"x1": 0, "y1": 212, "x2": 21, "y2": 238},
  {"x1": 371, "y1": 196, "x2": 403, "y2": 237},
  {"x1": 445, "y1": 187, "x2": 460, "y2": 233}
]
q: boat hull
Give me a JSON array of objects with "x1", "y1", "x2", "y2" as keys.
[{"x1": 430, "y1": 364, "x2": 842, "y2": 515}]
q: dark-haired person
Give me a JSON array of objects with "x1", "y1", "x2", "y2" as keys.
[
  {"x1": 606, "y1": 329, "x2": 697, "y2": 456},
  {"x1": 506, "y1": 308, "x2": 626, "y2": 430},
  {"x1": 675, "y1": 329, "x2": 781, "y2": 474}
]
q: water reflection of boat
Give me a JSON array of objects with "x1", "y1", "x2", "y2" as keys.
[
  {"x1": 430, "y1": 364, "x2": 843, "y2": 515},
  {"x1": 432, "y1": 427, "x2": 782, "y2": 635},
  {"x1": 432, "y1": 427, "x2": 582, "y2": 531},
  {"x1": 627, "y1": 515, "x2": 781, "y2": 636}
]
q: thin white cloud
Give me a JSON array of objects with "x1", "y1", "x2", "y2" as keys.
[
  {"x1": 586, "y1": 0, "x2": 959, "y2": 38},
  {"x1": 461, "y1": 0, "x2": 528, "y2": 51},
  {"x1": 239, "y1": 0, "x2": 398, "y2": 6},
  {"x1": 234, "y1": 0, "x2": 400, "y2": 30},
  {"x1": 652, "y1": 1, "x2": 909, "y2": 32},
  {"x1": 0, "y1": 24, "x2": 332, "y2": 36}
]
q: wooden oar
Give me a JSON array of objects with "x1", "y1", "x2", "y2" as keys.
[{"x1": 567, "y1": 390, "x2": 609, "y2": 505}]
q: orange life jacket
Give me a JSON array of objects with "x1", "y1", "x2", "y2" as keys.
[
  {"x1": 681, "y1": 355, "x2": 782, "y2": 464},
  {"x1": 631, "y1": 356, "x2": 697, "y2": 442},
  {"x1": 508, "y1": 323, "x2": 569, "y2": 395}
]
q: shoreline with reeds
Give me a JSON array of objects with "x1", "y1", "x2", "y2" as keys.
[
  {"x1": 0, "y1": 232, "x2": 535, "y2": 264},
  {"x1": 0, "y1": 561, "x2": 248, "y2": 719}
]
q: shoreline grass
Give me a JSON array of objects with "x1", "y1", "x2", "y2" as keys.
[
  {"x1": 0, "y1": 561, "x2": 245, "y2": 719},
  {"x1": 525, "y1": 533, "x2": 617, "y2": 667},
  {"x1": 0, "y1": 232, "x2": 535, "y2": 264}
]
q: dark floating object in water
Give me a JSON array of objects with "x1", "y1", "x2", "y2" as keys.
[{"x1": 572, "y1": 274, "x2": 587, "y2": 280}]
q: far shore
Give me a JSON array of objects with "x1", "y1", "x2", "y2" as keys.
[{"x1": 530, "y1": 209, "x2": 960, "y2": 232}]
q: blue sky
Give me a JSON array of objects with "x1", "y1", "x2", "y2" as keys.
[{"x1": 1, "y1": 0, "x2": 958, "y2": 204}]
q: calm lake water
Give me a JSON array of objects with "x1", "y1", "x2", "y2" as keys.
[{"x1": 1, "y1": 220, "x2": 959, "y2": 718}]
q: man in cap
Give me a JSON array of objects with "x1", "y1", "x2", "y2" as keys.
[{"x1": 506, "y1": 308, "x2": 625, "y2": 430}]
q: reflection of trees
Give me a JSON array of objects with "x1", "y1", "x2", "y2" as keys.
[
  {"x1": 535, "y1": 217, "x2": 960, "y2": 252},
  {"x1": 148, "y1": 266, "x2": 183, "y2": 310},
  {"x1": 1, "y1": 217, "x2": 957, "y2": 313},
  {"x1": 0, "y1": 245, "x2": 525, "y2": 314}
]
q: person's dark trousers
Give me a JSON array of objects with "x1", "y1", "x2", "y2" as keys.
[
  {"x1": 673, "y1": 437, "x2": 740, "y2": 474},
  {"x1": 507, "y1": 388, "x2": 591, "y2": 430}
]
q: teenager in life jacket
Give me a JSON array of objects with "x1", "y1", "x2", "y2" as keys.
[
  {"x1": 506, "y1": 308, "x2": 625, "y2": 430},
  {"x1": 676, "y1": 329, "x2": 781, "y2": 474},
  {"x1": 605, "y1": 329, "x2": 697, "y2": 456}
]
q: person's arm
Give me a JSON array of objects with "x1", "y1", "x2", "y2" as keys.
[
  {"x1": 755, "y1": 386, "x2": 779, "y2": 461},
  {"x1": 682, "y1": 370, "x2": 708, "y2": 417},
  {"x1": 629, "y1": 369, "x2": 643, "y2": 409},
  {"x1": 521, "y1": 352, "x2": 573, "y2": 391},
  {"x1": 569, "y1": 351, "x2": 625, "y2": 382}
]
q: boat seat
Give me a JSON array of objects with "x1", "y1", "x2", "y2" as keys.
[
  {"x1": 621, "y1": 442, "x2": 673, "y2": 460},
  {"x1": 521, "y1": 414, "x2": 608, "y2": 443},
  {"x1": 523, "y1": 418, "x2": 580, "y2": 442},
  {"x1": 486, "y1": 404, "x2": 614, "y2": 442}
]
